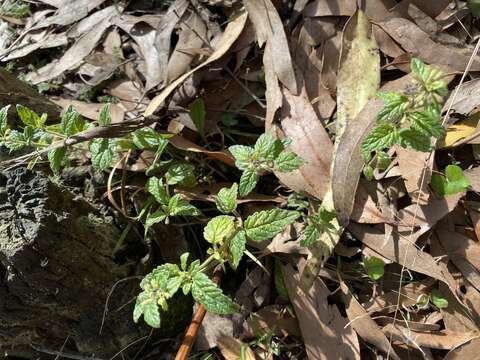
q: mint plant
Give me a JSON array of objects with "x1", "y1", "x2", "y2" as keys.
[
  {"x1": 133, "y1": 182, "x2": 301, "y2": 328},
  {"x1": 300, "y1": 207, "x2": 337, "y2": 247},
  {"x1": 361, "y1": 58, "x2": 448, "y2": 178},
  {"x1": 229, "y1": 132, "x2": 303, "y2": 196}
]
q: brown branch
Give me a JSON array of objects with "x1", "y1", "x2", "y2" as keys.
[{"x1": 175, "y1": 266, "x2": 224, "y2": 360}]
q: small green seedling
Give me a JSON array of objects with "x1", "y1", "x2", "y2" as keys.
[
  {"x1": 363, "y1": 256, "x2": 385, "y2": 281},
  {"x1": 229, "y1": 132, "x2": 303, "y2": 196},
  {"x1": 361, "y1": 58, "x2": 448, "y2": 178},
  {"x1": 300, "y1": 207, "x2": 337, "y2": 247},
  {"x1": 431, "y1": 164, "x2": 470, "y2": 196},
  {"x1": 430, "y1": 288, "x2": 449, "y2": 309}
]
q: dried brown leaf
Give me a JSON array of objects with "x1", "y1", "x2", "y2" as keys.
[
  {"x1": 244, "y1": 0, "x2": 297, "y2": 94},
  {"x1": 283, "y1": 264, "x2": 361, "y2": 360},
  {"x1": 349, "y1": 222, "x2": 459, "y2": 297},
  {"x1": 445, "y1": 336, "x2": 480, "y2": 359},
  {"x1": 276, "y1": 87, "x2": 333, "y2": 199},
  {"x1": 217, "y1": 336, "x2": 256, "y2": 360},
  {"x1": 339, "y1": 281, "x2": 401, "y2": 360},
  {"x1": 169, "y1": 135, "x2": 235, "y2": 166},
  {"x1": 144, "y1": 12, "x2": 248, "y2": 116},
  {"x1": 379, "y1": 17, "x2": 480, "y2": 71}
]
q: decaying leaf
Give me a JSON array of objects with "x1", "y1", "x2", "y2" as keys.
[
  {"x1": 144, "y1": 12, "x2": 248, "y2": 116},
  {"x1": 339, "y1": 281, "x2": 401, "y2": 360},
  {"x1": 275, "y1": 87, "x2": 333, "y2": 199},
  {"x1": 217, "y1": 336, "x2": 256, "y2": 360},
  {"x1": 283, "y1": 264, "x2": 361, "y2": 360},
  {"x1": 379, "y1": 17, "x2": 480, "y2": 71}
]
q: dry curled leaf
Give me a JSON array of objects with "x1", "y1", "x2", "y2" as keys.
[{"x1": 144, "y1": 11, "x2": 248, "y2": 116}]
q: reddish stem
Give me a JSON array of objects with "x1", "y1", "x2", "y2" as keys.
[{"x1": 175, "y1": 266, "x2": 224, "y2": 360}]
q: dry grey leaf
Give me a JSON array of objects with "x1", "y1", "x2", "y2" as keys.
[
  {"x1": 26, "y1": 5, "x2": 119, "y2": 84},
  {"x1": 444, "y1": 79, "x2": 480, "y2": 116},
  {"x1": 35, "y1": 0, "x2": 108, "y2": 29},
  {"x1": 144, "y1": 11, "x2": 248, "y2": 116},
  {"x1": 283, "y1": 264, "x2": 361, "y2": 360},
  {"x1": 379, "y1": 17, "x2": 480, "y2": 71},
  {"x1": 244, "y1": 0, "x2": 297, "y2": 94},
  {"x1": 166, "y1": 11, "x2": 207, "y2": 84},
  {"x1": 0, "y1": 31, "x2": 68, "y2": 61},
  {"x1": 339, "y1": 281, "x2": 401, "y2": 360},
  {"x1": 154, "y1": 0, "x2": 189, "y2": 86}
]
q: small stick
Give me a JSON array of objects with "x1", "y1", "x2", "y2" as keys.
[{"x1": 175, "y1": 266, "x2": 224, "y2": 360}]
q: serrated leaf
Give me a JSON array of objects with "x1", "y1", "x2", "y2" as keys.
[
  {"x1": 361, "y1": 123, "x2": 399, "y2": 159},
  {"x1": 189, "y1": 98, "x2": 205, "y2": 138},
  {"x1": 229, "y1": 145, "x2": 253, "y2": 170},
  {"x1": 398, "y1": 128, "x2": 432, "y2": 152},
  {"x1": 244, "y1": 209, "x2": 300, "y2": 242},
  {"x1": 166, "y1": 163, "x2": 197, "y2": 187},
  {"x1": 239, "y1": 167, "x2": 258, "y2": 197},
  {"x1": 376, "y1": 91, "x2": 409, "y2": 122},
  {"x1": 133, "y1": 127, "x2": 168, "y2": 150},
  {"x1": 363, "y1": 256, "x2": 385, "y2": 281},
  {"x1": 215, "y1": 183, "x2": 238, "y2": 214},
  {"x1": 254, "y1": 132, "x2": 276, "y2": 158},
  {"x1": 89, "y1": 138, "x2": 117, "y2": 171},
  {"x1": 16, "y1": 104, "x2": 43, "y2": 127},
  {"x1": 99, "y1": 103, "x2": 111, "y2": 126},
  {"x1": 408, "y1": 107, "x2": 445, "y2": 139},
  {"x1": 4, "y1": 130, "x2": 26, "y2": 151},
  {"x1": 431, "y1": 164, "x2": 470, "y2": 196},
  {"x1": 229, "y1": 230, "x2": 246, "y2": 269},
  {"x1": 168, "y1": 194, "x2": 201, "y2": 217},
  {"x1": 146, "y1": 210, "x2": 167, "y2": 228},
  {"x1": 48, "y1": 147, "x2": 67, "y2": 174},
  {"x1": 300, "y1": 224, "x2": 320, "y2": 247},
  {"x1": 191, "y1": 272, "x2": 238, "y2": 314},
  {"x1": 430, "y1": 288, "x2": 449, "y2": 309},
  {"x1": 146, "y1": 177, "x2": 169, "y2": 205},
  {"x1": 204, "y1": 215, "x2": 235, "y2": 244},
  {"x1": 142, "y1": 299, "x2": 161, "y2": 328},
  {"x1": 411, "y1": 58, "x2": 448, "y2": 96},
  {"x1": 274, "y1": 151, "x2": 303, "y2": 172},
  {"x1": 60, "y1": 106, "x2": 85, "y2": 136}
]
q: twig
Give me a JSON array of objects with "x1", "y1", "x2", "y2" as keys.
[{"x1": 175, "y1": 266, "x2": 224, "y2": 360}]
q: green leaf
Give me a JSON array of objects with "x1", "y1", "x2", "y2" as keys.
[
  {"x1": 189, "y1": 98, "x2": 205, "y2": 138},
  {"x1": 363, "y1": 256, "x2": 385, "y2": 281},
  {"x1": 0, "y1": 105, "x2": 10, "y2": 135},
  {"x1": 431, "y1": 164, "x2": 470, "y2": 196},
  {"x1": 204, "y1": 215, "x2": 235, "y2": 244},
  {"x1": 376, "y1": 150, "x2": 391, "y2": 171},
  {"x1": 361, "y1": 123, "x2": 399, "y2": 160},
  {"x1": 146, "y1": 177, "x2": 169, "y2": 205},
  {"x1": 168, "y1": 194, "x2": 201, "y2": 217},
  {"x1": 48, "y1": 147, "x2": 67, "y2": 174},
  {"x1": 166, "y1": 163, "x2": 197, "y2": 187},
  {"x1": 244, "y1": 209, "x2": 300, "y2": 242},
  {"x1": 274, "y1": 151, "x2": 303, "y2": 172},
  {"x1": 229, "y1": 145, "x2": 254, "y2": 170},
  {"x1": 376, "y1": 91, "x2": 409, "y2": 122},
  {"x1": 16, "y1": 104, "x2": 43, "y2": 127},
  {"x1": 274, "y1": 259, "x2": 289, "y2": 301},
  {"x1": 4, "y1": 130, "x2": 24, "y2": 151},
  {"x1": 180, "y1": 252, "x2": 189, "y2": 271},
  {"x1": 89, "y1": 138, "x2": 117, "y2": 171},
  {"x1": 363, "y1": 164, "x2": 374, "y2": 180},
  {"x1": 215, "y1": 183, "x2": 238, "y2": 214},
  {"x1": 60, "y1": 106, "x2": 85, "y2": 135},
  {"x1": 408, "y1": 107, "x2": 445, "y2": 139},
  {"x1": 191, "y1": 272, "x2": 238, "y2": 314},
  {"x1": 398, "y1": 128, "x2": 432, "y2": 152},
  {"x1": 300, "y1": 224, "x2": 321, "y2": 247},
  {"x1": 133, "y1": 127, "x2": 168, "y2": 150},
  {"x1": 430, "y1": 288, "x2": 449, "y2": 309},
  {"x1": 99, "y1": 103, "x2": 111, "y2": 126},
  {"x1": 254, "y1": 132, "x2": 276, "y2": 159},
  {"x1": 239, "y1": 167, "x2": 258, "y2": 197},
  {"x1": 410, "y1": 58, "x2": 448, "y2": 96},
  {"x1": 146, "y1": 209, "x2": 167, "y2": 228},
  {"x1": 229, "y1": 230, "x2": 246, "y2": 269}
]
